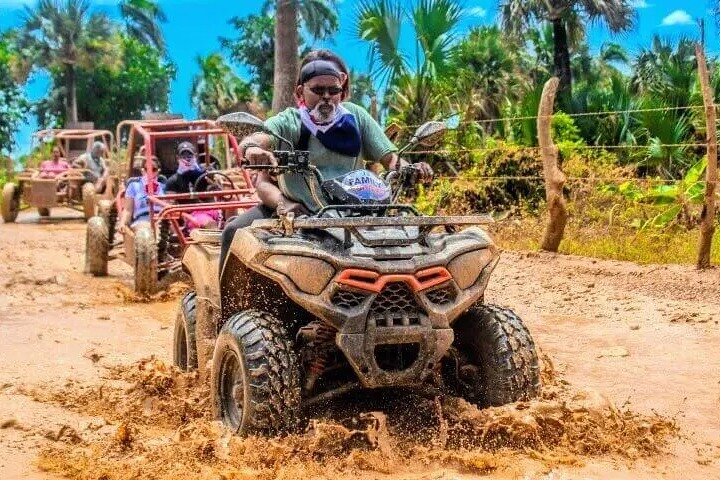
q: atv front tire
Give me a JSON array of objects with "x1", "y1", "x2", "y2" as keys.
[
  {"x1": 86, "y1": 216, "x2": 109, "y2": 276},
  {"x1": 211, "y1": 310, "x2": 300, "y2": 434},
  {"x1": 81, "y1": 182, "x2": 96, "y2": 220},
  {"x1": 448, "y1": 304, "x2": 540, "y2": 407},
  {"x1": 2, "y1": 183, "x2": 19, "y2": 223},
  {"x1": 133, "y1": 223, "x2": 157, "y2": 295},
  {"x1": 173, "y1": 291, "x2": 198, "y2": 371},
  {"x1": 38, "y1": 207, "x2": 50, "y2": 217}
]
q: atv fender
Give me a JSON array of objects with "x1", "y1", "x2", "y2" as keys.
[{"x1": 182, "y1": 242, "x2": 221, "y2": 380}]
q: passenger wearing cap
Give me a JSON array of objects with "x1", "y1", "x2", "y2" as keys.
[
  {"x1": 118, "y1": 156, "x2": 165, "y2": 232},
  {"x1": 219, "y1": 49, "x2": 433, "y2": 269},
  {"x1": 73, "y1": 141, "x2": 109, "y2": 193},
  {"x1": 165, "y1": 141, "x2": 219, "y2": 230}
]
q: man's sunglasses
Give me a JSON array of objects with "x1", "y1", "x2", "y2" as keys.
[
  {"x1": 307, "y1": 85, "x2": 343, "y2": 96},
  {"x1": 179, "y1": 151, "x2": 195, "y2": 159}
]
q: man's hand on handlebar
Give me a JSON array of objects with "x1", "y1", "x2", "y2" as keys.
[
  {"x1": 399, "y1": 158, "x2": 433, "y2": 184},
  {"x1": 276, "y1": 198, "x2": 310, "y2": 217},
  {"x1": 243, "y1": 146, "x2": 278, "y2": 167}
]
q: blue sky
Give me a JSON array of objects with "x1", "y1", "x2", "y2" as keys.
[{"x1": 1, "y1": 0, "x2": 718, "y2": 158}]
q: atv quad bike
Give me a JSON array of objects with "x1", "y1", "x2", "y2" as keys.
[
  {"x1": 84, "y1": 119, "x2": 258, "y2": 294},
  {"x1": 2, "y1": 129, "x2": 114, "y2": 223},
  {"x1": 175, "y1": 113, "x2": 541, "y2": 434}
]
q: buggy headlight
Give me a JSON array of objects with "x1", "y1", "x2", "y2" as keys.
[
  {"x1": 447, "y1": 249, "x2": 495, "y2": 289},
  {"x1": 264, "y1": 255, "x2": 335, "y2": 295}
]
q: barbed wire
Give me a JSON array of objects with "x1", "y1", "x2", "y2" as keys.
[
  {"x1": 394, "y1": 103, "x2": 719, "y2": 130},
  {"x1": 402, "y1": 143, "x2": 709, "y2": 156},
  {"x1": 428, "y1": 175, "x2": 694, "y2": 185}
]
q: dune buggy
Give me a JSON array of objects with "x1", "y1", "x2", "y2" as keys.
[
  {"x1": 2, "y1": 129, "x2": 114, "y2": 223},
  {"x1": 174, "y1": 113, "x2": 541, "y2": 434},
  {"x1": 84, "y1": 119, "x2": 258, "y2": 294}
]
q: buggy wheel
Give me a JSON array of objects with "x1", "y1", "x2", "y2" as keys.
[
  {"x1": 133, "y1": 223, "x2": 157, "y2": 295},
  {"x1": 97, "y1": 200, "x2": 116, "y2": 244},
  {"x1": 173, "y1": 291, "x2": 198, "y2": 371},
  {"x1": 446, "y1": 304, "x2": 540, "y2": 407},
  {"x1": 85, "y1": 216, "x2": 109, "y2": 276},
  {"x1": 38, "y1": 207, "x2": 50, "y2": 217},
  {"x1": 211, "y1": 310, "x2": 300, "y2": 434},
  {"x1": 81, "y1": 182, "x2": 96, "y2": 220},
  {"x1": 2, "y1": 183, "x2": 19, "y2": 223}
]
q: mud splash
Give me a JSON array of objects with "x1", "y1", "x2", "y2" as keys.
[
  {"x1": 30, "y1": 357, "x2": 676, "y2": 480},
  {"x1": 116, "y1": 280, "x2": 190, "y2": 304}
]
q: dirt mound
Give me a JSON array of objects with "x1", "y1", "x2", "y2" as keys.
[{"x1": 29, "y1": 357, "x2": 676, "y2": 479}]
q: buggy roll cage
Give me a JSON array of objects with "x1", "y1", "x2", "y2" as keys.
[{"x1": 32, "y1": 129, "x2": 114, "y2": 162}]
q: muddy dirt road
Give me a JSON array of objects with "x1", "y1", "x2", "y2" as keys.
[{"x1": 1, "y1": 209, "x2": 719, "y2": 479}]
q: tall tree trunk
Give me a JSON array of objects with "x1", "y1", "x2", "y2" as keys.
[
  {"x1": 272, "y1": 0, "x2": 299, "y2": 113},
  {"x1": 65, "y1": 63, "x2": 78, "y2": 123},
  {"x1": 552, "y1": 18, "x2": 572, "y2": 105}
]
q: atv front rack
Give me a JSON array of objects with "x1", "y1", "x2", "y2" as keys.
[{"x1": 252, "y1": 207, "x2": 493, "y2": 248}]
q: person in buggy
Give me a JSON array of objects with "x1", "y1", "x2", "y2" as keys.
[
  {"x1": 219, "y1": 49, "x2": 433, "y2": 267},
  {"x1": 164, "y1": 141, "x2": 220, "y2": 230},
  {"x1": 39, "y1": 146, "x2": 70, "y2": 178},
  {"x1": 73, "y1": 141, "x2": 110, "y2": 193},
  {"x1": 118, "y1": 156, "x2": 165, "y2": 232}
]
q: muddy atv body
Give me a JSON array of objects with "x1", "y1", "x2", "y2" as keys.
[
  {"x1": 84, "y1": 119, "x2": 257, "y2": 294},
  {"x1": 179, "y1": 211, "x2": 540, "y2": 434},
  {"x1": 2, "y1": 129, "x2": 115, "y2": 223},
  {"x1": 175, "y1": 113, "x2": 540, "y2": 433}
]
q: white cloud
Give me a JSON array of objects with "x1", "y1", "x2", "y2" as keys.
[
  {"x1": 466, "y1": 7, "x2": 487, "y2": 18},
  {"x1": 661, "y1": 10, "x2": 693, "y2": 26},
  {"x1": 629, "y1": 0, "x2": 651, "y2": 8}
]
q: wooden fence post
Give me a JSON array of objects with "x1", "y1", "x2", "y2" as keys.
[
  {"x1": 537, "y1": 77, "x2": 568, "y2": 252},
  {"x1": 695, "y1": 44, "x2": 717, "y2": 269}
]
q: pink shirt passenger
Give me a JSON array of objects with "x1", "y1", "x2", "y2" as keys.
[{"x1": 40, "y1": 159, "x2": 70, "y2": 177}]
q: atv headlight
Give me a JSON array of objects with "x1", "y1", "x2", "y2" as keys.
[
  {"x1": 264, "y1": 255, "x2": 335, "y2": 295},
  {"x1": 447, "y1": 248, "x2": 495, "y2": 289}
]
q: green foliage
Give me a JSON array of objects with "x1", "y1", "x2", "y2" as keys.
[
  {"x1": 36, "y1": 35, "x2": 175, "y2": 130},
  {"x1": 356, "y1": 0, "x2": 462, "y2": 125},
  {"x1": 415, "y1": 141, "x2": 545, "y2": 215},
  {"x1": 191, "y1": 53, "x2": 253, "y2": 118},
  {"x1": 119, "y1": 0, "x2": 167, "y2": 52},
  {"x1": 0, "y1": 33, "x2": 29, "y2": 157},
  {"x1": 221, "y1": 15, "x2": 276, "y2": 106},
  {"x1": 17, "y1": 0, "x2": 118, "y2": 122},
  {"x1": 597, "y1": 157, "x2": 709, "y2": 229}
]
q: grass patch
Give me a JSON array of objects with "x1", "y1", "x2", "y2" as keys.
[{"x1": 490, "y1": 216, "x2": 720, "y2": 265}]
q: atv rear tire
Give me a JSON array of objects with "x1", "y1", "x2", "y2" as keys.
[
  {"x1": 38, "y1": 207, "x2": 50, "y2": 217},
  {"x1": 133, "y1": 223, "x2": 157, "y2": 295},
  {"x1": 211, "y1": 310, "x2": 300, "y2": 434},
  {"x1": 173, "y1": 291, "x2": 198, "y2": 371},
  {"x1": 81, "y1": 182, "x2": 96, "y2": 220},
  {"x1": 2, "y1": 183, "x2": 19, "y2": 223},
  {"x1": 86, "y1": 216, "x2": 109, "y2": 276},
  {"x1": 448, "y1": 304, "x2": 540, "y2": 407}
]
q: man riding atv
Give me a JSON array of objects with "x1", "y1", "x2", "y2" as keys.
[{"x1": 220, "y1": 49, "x2": 433, "y2": 267}]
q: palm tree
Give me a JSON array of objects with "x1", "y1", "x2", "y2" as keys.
[
  {"x1": 119, "y1": 0, "x2": 167, "y2": 53},
  {"x1": 500, "y1": 0, "x2": 635, "y2": 99},
  {"x1": 191, "y1": 53, "x2": 253, "y2": 118},
  {"x1": 449, "y1": 26, "x2": 521, "y2": 133},
  {"x1": 356, "y1": 0, "x2": 462, "y2": 126},
  {"x1": 18, "y1": 0, "x2": 116, "y2": 123},
  {"x1": 265, "y1": 0, "x2": 339, "y2": 112}
]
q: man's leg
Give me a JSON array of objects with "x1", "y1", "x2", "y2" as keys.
[{"x1": 219, "y1": 204, "x2": 274, "y2": 275}]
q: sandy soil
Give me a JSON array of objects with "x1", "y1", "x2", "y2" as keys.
[{"x1": 0, "y1": 208, "x2": 719, "y2": 479}]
